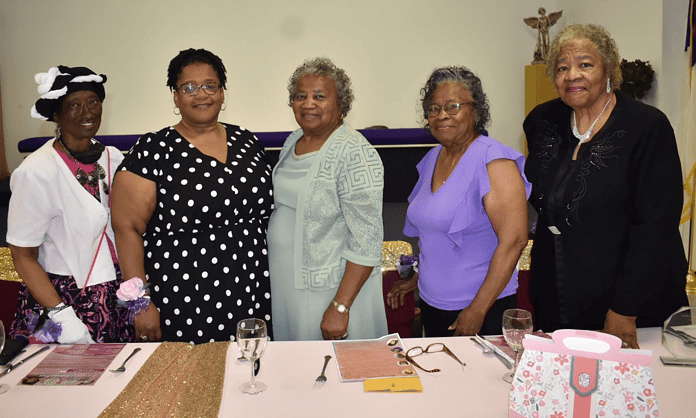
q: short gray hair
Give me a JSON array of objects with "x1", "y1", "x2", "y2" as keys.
[
  {"x1": 546, "y1": 24, "x2": 622, "y2": 90},
  {"x1": 287, "y1": 57, "x2": 354, "y2": 117},
  {"x1": 420, "y1": 66, "x2": 490, "y2": 134}
]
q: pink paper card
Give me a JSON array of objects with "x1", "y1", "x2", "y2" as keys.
[
  {"x1": 332, "y1": 334, "x2": 417, "y2": 382},
  {"x1": 21, "y1": 343, "x2": 125, "y2": 386}
]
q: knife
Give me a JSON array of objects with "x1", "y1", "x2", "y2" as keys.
[
  {"x1": 475, "y1": 335, "x2": 512, "y2": 369},
  {"x1": 0, "y1": 345, "x2": 51, "y2": 377}
]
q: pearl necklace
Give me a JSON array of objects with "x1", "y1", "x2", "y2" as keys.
[{"x1": 571, "y1": 95, "x2": 613, "y2": 144}]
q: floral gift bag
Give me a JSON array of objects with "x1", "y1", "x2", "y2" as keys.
[{"x1": 509, "y1": 329, "x2": 658, "y2": 418}]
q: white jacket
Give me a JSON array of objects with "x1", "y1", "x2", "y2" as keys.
[{"x1": 7, "y1": 139, "x2": 124, "y2": 288}]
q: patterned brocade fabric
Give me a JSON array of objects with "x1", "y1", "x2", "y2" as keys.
[
  {"x1": 99, "y1": 342, "x2": 229, "y2": 418},
  {"x1": 381, "y1": 241, "x2": 414, "y2": 272},
  {"x1": 0, "y1": 247, "x2": 21, "y2": 282}
]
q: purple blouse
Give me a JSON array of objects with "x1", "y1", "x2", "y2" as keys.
[{"x1": 404, "y1": 135, "x2": 532, "y2": 311}]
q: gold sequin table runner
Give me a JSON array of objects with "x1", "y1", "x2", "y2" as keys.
[{"x1": 99, "y1": 341, "x2": 230, "y2": 418}]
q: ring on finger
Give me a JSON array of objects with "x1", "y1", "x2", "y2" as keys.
[
  {"x1": 335, "y1": 333, "x2": 348, "y2": 340},
  {"x1": 621, "y1": 341, "x2": 628, "y2": 348},
  {"x1": 140, "y1": 335, "x2": 149, "y2": 342}
]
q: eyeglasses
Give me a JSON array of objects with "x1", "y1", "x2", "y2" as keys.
[
  {"x1": 427, "y1": 102, "x2": 474, "y2": 117},
  {"x1": 403, "y1": 343, "x2": 465, "y2": 373},
  {"x1": 177, "y1": 82, "x2": 222, "y2": 96}
]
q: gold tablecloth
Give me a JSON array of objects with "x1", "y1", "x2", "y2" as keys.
[{"x1": 99, "y1": 342, "x2": 230, "y2": 418}]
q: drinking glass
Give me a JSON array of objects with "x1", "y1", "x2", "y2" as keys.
[
  {"x1": 0, "y1": 321, "x2": 11, "y2": 394},
  {"x1": 236, "y1": 318, "x2": 268, "y2": 395},
  {"x1": 501, "y1": 309, "x2": 533, "y2": 383}
]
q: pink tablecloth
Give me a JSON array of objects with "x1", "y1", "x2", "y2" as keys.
[{"x1": 2, "y1": 328, "x2": 694, "y2": 417}]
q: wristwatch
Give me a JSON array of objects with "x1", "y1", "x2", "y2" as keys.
[{"x1": 331, "y1": 300, "x2": 349, "y2": 314}]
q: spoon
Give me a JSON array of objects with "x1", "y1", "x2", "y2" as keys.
[{"x1": 470, "y1": 337, "x2": 493, "y2": 354}]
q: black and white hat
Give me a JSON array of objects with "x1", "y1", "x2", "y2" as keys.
[{"x1": 31, "y1": 65, "x2": 107, "y2": 121}]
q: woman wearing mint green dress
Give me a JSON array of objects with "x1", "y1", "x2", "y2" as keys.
[{"x1": 267, "y1": 58, "x2": 387, "y2": 341}]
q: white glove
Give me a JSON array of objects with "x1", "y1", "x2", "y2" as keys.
[{"x1": 48, "y1": 305, "x2": 96, "y2": 344}]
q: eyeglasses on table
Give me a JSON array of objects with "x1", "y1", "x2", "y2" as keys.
[{"x1": 401, "y1": 342, "x2": 466, "y2": 373}]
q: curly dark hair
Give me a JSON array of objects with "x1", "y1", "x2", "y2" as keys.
[
  {"x1": 287, "y1": 57, "x2": 353, "y2": 117},
  {"x1": 166, "y1": 48, "x2": 227, "y2": 91},
  {"x1": 420, "y1": 66, "x2": 490, "y2": 134}
]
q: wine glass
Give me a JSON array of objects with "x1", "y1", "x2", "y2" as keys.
[
  {"x1": 0, "y1": 321, "x2": 11, "y2": 394},
  {"x1": 502, "y1": 309, "x2": 533, "y2": 383},
  {"x1": 236, "y1": 318, "x2": 268, "y2": 395}
]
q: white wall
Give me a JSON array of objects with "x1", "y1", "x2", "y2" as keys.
[
  {"x1": 1, "y1": 0, "x2": 555, "y2": 171},
  {"x1": 0, "y1": 0, "x2": 688, "y2": 175}
]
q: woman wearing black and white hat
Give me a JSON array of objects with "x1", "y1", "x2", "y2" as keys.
[{"x1": 8, "y1": 65, "x2": 134, "y2": 343}]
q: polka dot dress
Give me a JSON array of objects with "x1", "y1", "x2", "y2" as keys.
[{"x1": 119, "y1": 124, "x2": 273, "y2": 343}]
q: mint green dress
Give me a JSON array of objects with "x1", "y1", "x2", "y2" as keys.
[{"x1": 268, "y1": 125, "x2": 388, "y2": 341}]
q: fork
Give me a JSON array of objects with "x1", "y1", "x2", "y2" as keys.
[
  {"x1": 109, "y1": 348, "x2": 142, "y2": 373},
  {"x1": 313, "y1": 355, "x2": 332, "y2": 388}
]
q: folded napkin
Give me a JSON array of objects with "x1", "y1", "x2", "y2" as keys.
[{"x1": 99, "y1": 342, "x2": 230, "y2": 418}]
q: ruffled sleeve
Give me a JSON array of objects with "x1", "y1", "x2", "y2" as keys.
[{"x1": 447, "y1": 137, "x2": 531, "y2": 247}]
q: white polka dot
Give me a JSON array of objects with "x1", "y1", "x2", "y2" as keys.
[
  {"x1": 198, "y1": 330, "x2": 203, "y2": 337},
  {"x1": 188, "y1": 199, "x2": 194, "y2": 207},
  {"x1": 174, "y1": 308, "x2": 180, "y2": 315},
  {"x1": 237, "y1": 299, "x2": 242, "y2": 306},
  {"x1": 227, "y1": 312, "x2": 233, "y2": 319},
  {"x1": 165, "y1": 319, "x2": 171, "y2": 325},
  {"x1": 216, "y1": 302, "x2": 222, "y2": 309},
  {"x1": 183, "y1": 273, "x2": 189, "y2": 280},
  {"x1": 211, "y1": 190, "x2": 218, "y2": 197},
  {"x1": 177, "y1": 330, "x2": 183, "y2": 337},
  {"x1": 218, "y1": 324, "x2": 225, "y2": 331},
  {"x1": 162, "y1": 297, "x2": 169, "y2": 304},
  {"x1": 202, "y1": 271, "x2": 209, "y2": 278},
  {"x1": 204, "y1": 294, "x2": 210, "y2": 301},
  {"x1": 173, "y1": 286, "x2": 179, "y2": 292},
  {"x1": 186, "y1": 318, "x2": 192, "y2": 325},
  {"x1": 207, "y1": 317, "x2": 213, "y2": 323},
  {"x1": 184, "y1": 296, "x2": 191, "y2": 303}
]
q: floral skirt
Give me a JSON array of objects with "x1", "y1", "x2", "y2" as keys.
[{"x1": 10, "y1": 266, "x2": 135, "y2": 343}]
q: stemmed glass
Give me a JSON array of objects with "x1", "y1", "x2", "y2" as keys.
[
  {"x1": 501, "y1": 309, "x2": 533, "y2": 383},
  {"x1": 236, "y1": 318, "x2": 268, "y2": 395},
  {"x1": 0, "y1": 321, "x2": 11, "y2": 394}
]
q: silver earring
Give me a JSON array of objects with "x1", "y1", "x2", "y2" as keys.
[
  {"x1": 606, "y1": 78, "x2": 611, "y2": 94},
  {"x1": 55, "y1": 126, "x2": 61, "y2": 138},
  {"x1": 173, "y1": 106, "x2": 181, "y2": 115},
  {"x1": 221, "y1": 102, "x2": 226, "y2": 111}
]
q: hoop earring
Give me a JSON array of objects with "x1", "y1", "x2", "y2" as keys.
[
  {"x1": 221, "y1": 102, "x2": 226, "y2": 111},
  {"x1": 173, "y1": 106, "x2": 181, "y2": 115},
  {"x1": 606, "y1": 78, "x2": 611, "y2": 94}
]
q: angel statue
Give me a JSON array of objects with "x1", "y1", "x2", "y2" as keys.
[{"x1": 524, "y1": 8, "x2": 563, "y2": 64}]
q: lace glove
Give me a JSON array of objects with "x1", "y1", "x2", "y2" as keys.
[{"x1": 48, "y1": 304, "x2": 95, "y2": 344}]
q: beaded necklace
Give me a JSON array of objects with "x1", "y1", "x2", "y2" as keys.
[{"x1": 58, "y1": 137, "x2": 108, "y2": 201}]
